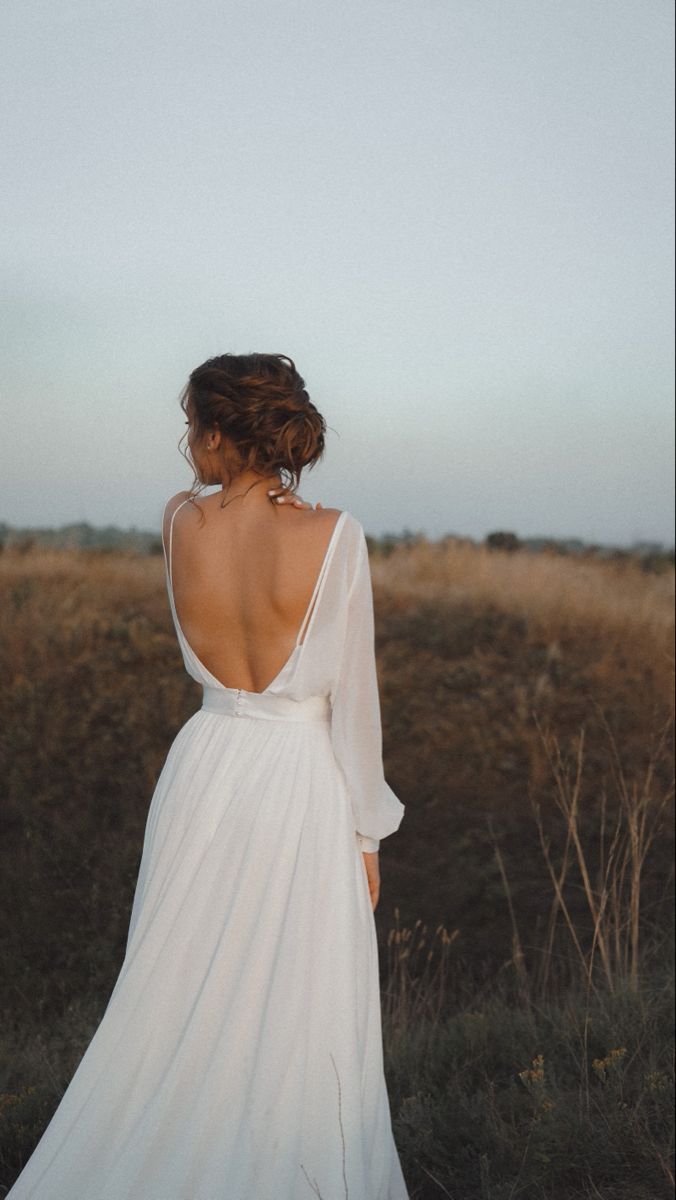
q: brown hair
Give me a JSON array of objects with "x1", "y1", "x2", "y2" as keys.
[{"x1": 178, "y1": 353, "x2": 326, "y2": 514}]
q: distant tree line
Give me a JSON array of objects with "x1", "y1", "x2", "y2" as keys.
[
  {"x1": 0, "y1": 521, "x2": 164, "y2": 557},
  {"x1": 0, "y1": 520, "x2": 673, "y2": 574},
  {"x1": 366, "y1": 528, "x2": 674, "y2": 574}
]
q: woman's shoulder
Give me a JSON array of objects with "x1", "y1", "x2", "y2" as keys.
[
  {"x1": 162, "y1": 490, "x2": 192, "y2": 536},
  {"x1": 333, "y1": 509, "x2": 366, "y2": 543},
  {"x1": 279, "y1": 508, "x2": 363, "y2": 575},
  {"x1": 160, "y1": 492, "x2": 364, "y2": 548},
  {"x1": 288, "y1": 505, "x2": 360, "y2": 535},
  {"x1": 164, "y1": 489, "x2": 191, "y2": 513},
  {"x1": 313, "y1": 507, "x2": 362, "y2": 532},
  {"x1": 311, "y1": 508, "x2": 365, "y2": 550}
]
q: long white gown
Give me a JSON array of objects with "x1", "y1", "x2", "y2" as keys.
[{"x1": 6, "y1": 503, "x2": 408, "y2": 1200}]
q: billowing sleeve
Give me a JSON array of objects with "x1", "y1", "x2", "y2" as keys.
[{"x1": 329, "y1": 524, "x2": 405, "y2": 853}]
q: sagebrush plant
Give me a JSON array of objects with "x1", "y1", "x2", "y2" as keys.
[{"x1": 0, "y1": 540, "x2": 673, "y2": 1198}]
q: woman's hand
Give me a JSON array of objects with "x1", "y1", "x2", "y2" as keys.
[
  {"x1": 267, "y1": 486, "x2": 323, "y2": 510},
  {"x1": 362, "y1": 851, "x2": 380, "y2": 912}
]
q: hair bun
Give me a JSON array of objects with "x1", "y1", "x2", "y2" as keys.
[{"x1": 180, "y1": 353, "x2": 326, "y2": 497}]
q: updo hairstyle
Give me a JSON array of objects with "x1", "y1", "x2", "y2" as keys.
[{"x1": 179, "y1": 353, "x2": 326, "y2": 514}]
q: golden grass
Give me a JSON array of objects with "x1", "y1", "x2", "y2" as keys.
[
  {"x1": 0, "y1": 541, "x2": 673, "y2": 1199},
  {"x1": 372, "y1": 537, "x2": 673, "y2": 627},
  {"x1": 372, "y1": 539, "x2": 674, "y2": 667},
  {"x1": 3, "y1": 539, "x2": 673, "y2": 643},
  {"x1": 0, "y1": 549, "x2": 171, "y2": 680}
]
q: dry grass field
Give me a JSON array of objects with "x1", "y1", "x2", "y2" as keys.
[{"x1": 0, "y1": 538, "x2": 673, "y2": 1198}]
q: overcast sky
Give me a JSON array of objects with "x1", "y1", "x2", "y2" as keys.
[{"x1": 1, "y1": 0, "x2": 673, "y2": 545}]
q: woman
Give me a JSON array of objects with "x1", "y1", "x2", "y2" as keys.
[{"x1": 7, "y1": 353, "x2": 408, "y2": 1199}]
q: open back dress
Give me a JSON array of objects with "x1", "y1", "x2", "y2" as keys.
[{"x1": 6, "y1": 499, "x2": 408, "y2": 1200}]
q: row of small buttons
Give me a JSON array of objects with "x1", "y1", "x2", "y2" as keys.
[{"x1": 233, "y1": 688, "x2": 244, "y2": 716}]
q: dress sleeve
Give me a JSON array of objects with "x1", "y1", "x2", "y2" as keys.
[{"x1": 329, "y1": 525, "x2": 405, "y2": 853}]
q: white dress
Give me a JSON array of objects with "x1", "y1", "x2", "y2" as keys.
[{"x1": 6, "y1": 503, "x2": 408, "y2": 1200}]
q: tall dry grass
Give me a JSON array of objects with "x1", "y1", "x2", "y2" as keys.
[
  {"x1": 371, "y1": 537, "x2": 674, "y2": 702},
  {"x1": 380, "y1": 701, "x2": 673, "y2": 1198},
  {"x1": 0, "y1": 540, "x2": 673, "y2": 1198},
  {"x1": 372, "y1": 535, "x2": 674, "y2": 632},
  {"x1": 526, "y1": 712, "x2": 673, "y2": 999}
]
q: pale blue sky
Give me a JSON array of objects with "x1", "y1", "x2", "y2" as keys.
[{"x1": 1, "y1": 0, "x2": 673, "y2": 544}]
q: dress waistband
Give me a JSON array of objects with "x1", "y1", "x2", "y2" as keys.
[{"x1": 200, "y1": 686, "x2": 331, "y2": 724}]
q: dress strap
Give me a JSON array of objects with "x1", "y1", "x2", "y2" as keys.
[
  {"x1": 162, "y1": 496, "x2": 191, "y2": 592},
  {"x1": 295, "y1": 511, "x2": 347, "y2": 648},
  {"x1": 295, "y1": 562, "x2": 326, "y2": 648}
]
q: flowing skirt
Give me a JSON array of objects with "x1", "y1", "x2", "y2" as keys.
[{"x1": 7, "y1": 702, "x2": 409, "y2": 1200}]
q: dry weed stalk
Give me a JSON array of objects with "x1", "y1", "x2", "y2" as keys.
[
  {"x1": 383, "y1": 911, "x2": 458, "y2": 1038},
  {"x1": 524, "y1": 708, "x2": 674, "y2": 1000},
  {"x1": 490, "y1": 830, "x2": 531, "y2": 1009}
]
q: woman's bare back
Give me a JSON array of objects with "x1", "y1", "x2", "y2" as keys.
[{"x1": 163, "y1": 491, "x2": 344, "y2": 694}]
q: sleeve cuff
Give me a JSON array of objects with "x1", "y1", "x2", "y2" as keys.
[{"x1": 356, "y1": 833, "x2": 380, "y2": 853}]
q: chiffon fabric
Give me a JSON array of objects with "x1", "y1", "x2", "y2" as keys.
[{"x1": 6, "y1": 502, "x2": 408, "y2": 1200}]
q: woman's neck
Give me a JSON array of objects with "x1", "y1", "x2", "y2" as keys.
[{"x1": 216, "y1": 468, "x2": 284, "y2": 504}]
